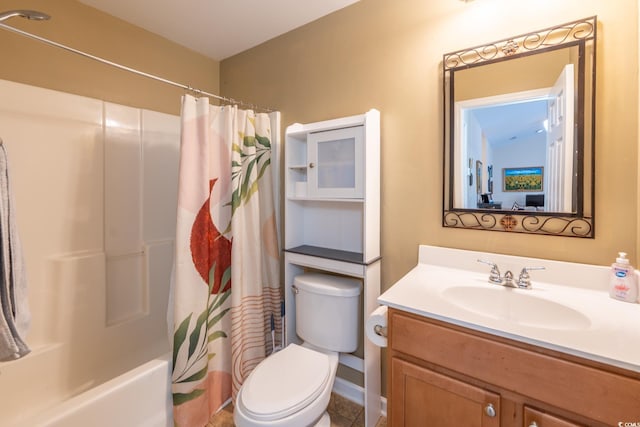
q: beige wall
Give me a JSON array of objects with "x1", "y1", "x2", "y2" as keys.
[
  {"x1": 0, "y1": 0, "x2": 219, "y2": 115},
  {"x1": 221, "y1": 0, "x2": 639, "y2": 292},
  {"x1": 454, "y1": 48, "x2": 574, "y2": 101}
]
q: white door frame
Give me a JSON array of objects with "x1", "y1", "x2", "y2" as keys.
[{"x1": 454, "y1": 88, "x2": 550, "y2": 208}]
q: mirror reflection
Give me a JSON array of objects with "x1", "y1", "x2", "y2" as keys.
[
  {"x1": 442, "y1": 17, "x2": 596, "y2": 237},
  {"x1": 454, "y1": 47, "x2": 579, "y2": 213}
]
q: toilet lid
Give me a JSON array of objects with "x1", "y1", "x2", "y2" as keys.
[{"x1": 241, "y1": 344, "x2": 331, "y2": 421}]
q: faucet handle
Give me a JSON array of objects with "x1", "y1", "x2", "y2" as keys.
[
  {"x1": 517, "y1": 266, "x2": 546, "y2": 289},
  {"x1": 477, "y1": 259, "x2": 502, "y2": 285}
]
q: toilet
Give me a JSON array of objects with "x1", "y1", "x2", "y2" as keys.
[{"x1": 234, "y1": 273, "x2": 362, "y2": 427}]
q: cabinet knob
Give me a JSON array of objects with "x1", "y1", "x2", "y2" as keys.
[
  {"x1": 528, "y1": 422, "x2": 538, "y2": 427},
  {"x1": 309, "y1": 162, "x2": 315, "y2": 168},
  {"x1": 484, "y1": 403, "x2": 496, "y2": 417}
]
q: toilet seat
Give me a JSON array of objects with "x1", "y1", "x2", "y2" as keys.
[{"x1": 241, "y1": 344, "x2": 331, "y2": 422}]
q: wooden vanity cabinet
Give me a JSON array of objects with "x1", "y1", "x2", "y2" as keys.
[
  {"x1": 391, "y1": 357, "x2": 500, "y2": 426},
  {"x1": 523, "y1": 406, "x2": 584, "y2": 427},
  {"x1": 387, "y1": 308, "x2": 640, "y2": 427}
]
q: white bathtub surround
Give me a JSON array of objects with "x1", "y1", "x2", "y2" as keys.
[
  {"x1": 0, "y1": 80, "x2": 178, "y2": 426},
  {"x1": 378, "y1": 245, "x2": 640, "y2": 373},
  {"x1": 172, "y1": 97, "x2": 281, "y2": 426},
  {"x1": 0, "y1": 141, "x2": 30, "y2": 361}
]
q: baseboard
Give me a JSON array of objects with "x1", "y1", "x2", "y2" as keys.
[
  {"x1": 339, "y1": 353, "x2": 364, "y2": 372},
  {"x1": 332, "y1": 377, "x2": 387, "y2": 418},
  {"x1": 333, "y1": 377, "x2": 363, "y2": 406}
]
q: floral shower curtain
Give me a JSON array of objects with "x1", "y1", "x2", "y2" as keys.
[{"x1": 171, "y1": 96, "x2": 281, "y2": 426}]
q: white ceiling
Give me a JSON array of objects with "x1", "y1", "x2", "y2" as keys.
[
  {"x1": 78, "y1": 0, "x2": 360, "y2": 60},
  {"x1": 471, "y1": 99, "x2": 548, "y2": 146}
]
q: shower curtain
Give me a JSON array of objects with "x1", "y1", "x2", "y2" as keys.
[{"x1": 172, "y1": 96, "x2": 281, "y2": 426}]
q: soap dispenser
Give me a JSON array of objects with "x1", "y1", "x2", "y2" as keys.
[{"x1": 609, "y1": 252, "x2": 638, "y2": 303}]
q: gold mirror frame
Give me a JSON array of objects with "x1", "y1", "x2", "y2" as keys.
[{"x1": 442, "y1": 17, "x2": 596, "y2": 237}]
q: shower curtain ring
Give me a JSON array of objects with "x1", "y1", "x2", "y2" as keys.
[{"x1": 186, "y1": 85, "x2": 198, "y2": 97}]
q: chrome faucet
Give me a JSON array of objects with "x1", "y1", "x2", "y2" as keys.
[
  {"x1": 516, "y1": 266, "x2": 546, "y2": 289},
  {"x1": 502, "y1": 270, "x2": 515, "y2": 287},
  {"x1": 477, "y1": 259, "x2": 502, "y2": 284},
  {"x1": 477, "y1": 260, "x2": 545, "y2": 289}
]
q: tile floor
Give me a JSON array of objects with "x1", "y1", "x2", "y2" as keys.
[{"x1": 206, "y1": 393, "x2": 387, "y2": 427}]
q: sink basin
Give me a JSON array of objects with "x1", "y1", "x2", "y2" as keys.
[{"x1": 442, "y1": 286, "x2": 591, "y2": 330}]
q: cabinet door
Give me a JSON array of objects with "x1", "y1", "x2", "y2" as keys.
[
  {"x1": 523, "y1": 406, "x2": 585, "y2": 427},
  {"x1": 391, "y1": 357, "x2": 501, "y2": 427},
  {"x1": 307, "y1": 126, "x2": 364, "y2": 198}
]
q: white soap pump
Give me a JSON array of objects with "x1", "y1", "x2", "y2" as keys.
[{"x1": 609, "y1": 252, "x2": 638, "y2": 303}]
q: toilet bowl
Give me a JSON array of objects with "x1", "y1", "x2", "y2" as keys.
[
  {"x1": 234, "y1": 273, "x2": 361, "y2": 427},
  {"x1": 234, "y1": 343, "x2": 339, "y2": 427}
]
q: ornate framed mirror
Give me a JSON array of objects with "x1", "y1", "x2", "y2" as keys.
[{"x1": 442, "y1": 17, "x2": 596, "y2": 237}]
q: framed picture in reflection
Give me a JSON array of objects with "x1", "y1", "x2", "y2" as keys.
[{"x1": 503, "y1": 166, "x2": 543, "y2": 192}]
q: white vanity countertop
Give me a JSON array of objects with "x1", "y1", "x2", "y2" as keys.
[{"x1": 378, "y1": 245, "x2": 640, "y2": 373}]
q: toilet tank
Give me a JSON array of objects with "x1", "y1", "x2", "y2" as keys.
[{"x1": 293, "y1": 273, "x2": 362, "y2": 353}]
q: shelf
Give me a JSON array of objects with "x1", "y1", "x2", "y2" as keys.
[
  {"x1": 284, "y1": 110, "x2": 381, "y2": 427},
  {"x1": 285, "y1": 113, "x2": 367, "y2": 139},
  {"x1": 287, "y1": 196, "x2": 364, "y2": 203},
  {"x1": 285, "y1": 245, "x2": 366, "y2": 264}
]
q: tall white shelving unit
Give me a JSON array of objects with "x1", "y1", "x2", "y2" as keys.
[{"x1": 284, "y1": 109, "x2": 381, "y2": 427}]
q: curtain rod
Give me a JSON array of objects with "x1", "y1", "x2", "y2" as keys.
[{"x1": 0, "y1": 22, "x2": 275, "y2": 113}]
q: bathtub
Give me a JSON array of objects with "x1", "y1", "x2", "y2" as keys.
[
  {"x1": 17, "y1": 354, "x2": 173, "y2": 427},
  {"x1": 0, "y1": 79, "x2": 179, "y2": 427}
]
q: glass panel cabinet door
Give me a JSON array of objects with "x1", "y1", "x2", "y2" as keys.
[{"x1": 307, "y1": 126, "x2": 364, "y2": 198}]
